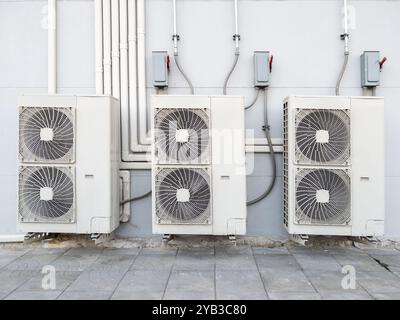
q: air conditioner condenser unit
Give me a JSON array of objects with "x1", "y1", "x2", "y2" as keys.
[
  {"x1": 151, "y1": 95, "x2": 247, "y2": 236},
  {"x1": 283, "y1": 96, "x2": 385, "y2": 237},
  {"x1": 17, "y1": 95, "x2": 121, "y2": 235}
]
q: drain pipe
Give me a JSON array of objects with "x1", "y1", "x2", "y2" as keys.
[
  {"x1": 102, "y1": 0, "x2": 112, "y2": 95},
  {"x1": 48, "y1": 0, "x2": 57, "y2": 94},
  {"x1": 172, "y1": 0, "x2": 194, "y2": 94},
  {"x1": 223, "y1": 0, "x2": 240, "y2": 95},
  {"x1": 335, "y1": 0, "x2": 350, "y2": 96},
  {"x1": 95, "y1": 0, "x2": 103, "y2": 94}
]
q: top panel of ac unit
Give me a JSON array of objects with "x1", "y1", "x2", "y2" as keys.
[
  {"x1": 19, "y1": 95, "x2": 77, "y2": 164},
  {"x1": 152, "y1": 95, "x2": 211, "y2": 165},
  {"x1": 285, "y1": 96, "x2": 352, "y2": 166}
]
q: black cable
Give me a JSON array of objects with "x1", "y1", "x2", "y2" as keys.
[
  {"x1": 247, "y1": 88, "x2": 277, "y2": 206},
  {"x1": 120, "y1": 190, "x2": 152, "y2": 206}
]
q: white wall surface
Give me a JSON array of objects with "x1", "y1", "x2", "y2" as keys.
[{"x1": 1, "y1": 0, "x2": 399, "y2": 240}]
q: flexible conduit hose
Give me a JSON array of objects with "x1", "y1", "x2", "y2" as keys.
[
  {"x1": 335, "y1": 52, "x2": 349, "y2": 96},
  {"x1": 174, "y1": 55, "x2": 194, "y2": 95},
  {"x1": 120, "y1": 190, "x2": 152, "y2": 205},
  {"x1": 223, "y1": 51, "x2": 239, "y2": 95},
  {"x1": 247, "y1": 88, "x2": 277, "y2": 206}
]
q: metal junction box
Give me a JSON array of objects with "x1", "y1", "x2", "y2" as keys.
[
  {"x1": 361, "y1": 51, "x2": 380, "y2": 88},
  {"x1": 152, "y1": 51, "x2": 169, "y2": 88},
  {"x1": 254, "y1": 51, "x2": 270, "y2": 88}
]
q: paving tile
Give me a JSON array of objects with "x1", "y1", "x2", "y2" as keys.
[
  {"x1": 293, "y1": 253, "x2": 342, "y2": 271},
  {"x1": 0, "y1": 291, "x2": 10, "y2": 300},
  {"x1": 367, "y1": 255, "x2": 400, "y2": 268},
  {"x1": 131, "y1": 254, "x2": 176, "y2": 271},
  {"x1": 255, "y1": 255, "x2": 301, "y2": 271},
  {"x1": 164, "y1": 270, "x2": 215, "y2": 300},
  {"x1": 215, "y1": 270, "x2": 267, "y2": 300},
  {"x1": 174, "y1": 249, "x2": 215, "y2": 271},
  {"x1": 50, "y1": 248, "x2": 103, "y2": 272},
  {"x1": 216, "y1": 246, "x2": 252, "y2": 256},
  {"x1": 0, "y1": 248, "x2": 31, "y2": 256},
  {"x1": 305, "y1": 270, "x2": 364, "y2": 291},
  {"x1": 252, "y1": 247, "x2": 290, "y2": 255},
  {"x1": 17, "y1": 271, "x2": 80, "y2": 292},
  {"x1": 0, "y1": 270, "x2": 37, "y2": 292},
  {"x1": 140, "y1": 248, "x2": 177, "y2": 256},
  {"x1": 88, "y1": 254, "x2": 135, "y2": 273},
  {"x1": 260, "y1": 269, "x2": 316, "y2": 293},
  {"x1": 101, "y1": 248, "x2": 141, "y2": 256},
  {"x1": 319, "y1": 290, "x2": 372, "y2": 300},
  {"x1": 372, "y1": 292, "x2": 400, "y2": 300},
  {"x1": 0, "y1": 255, "x2": 23, "y2": 269},
  {"x1": 325, "y1": 247, "x2": 365, "y2": 256},
  {"x1": 269, "y1": 291, "x2": 321, "y2": 300},
  {"x1": 66, "y1": 270, "x2": 126, "y2": 292},
  {"x1": 216, "y1": 254, "x2": 257, "y2": 271},
  {"x1": 333, "y1": 254, "x2": 386, "y2": 272},
  {"x1": 4, "y1": 253, "x2": 63, "y2": 271},
  {"x1": 288, "y1": 247, "x2": 329, "y2": 255},
  {"x1": 357, "y1": 271, "x2": 400, "y2": 294},
  {"x1": 178, "y1": 247, "x2": 215, "y2": 256},
  {"x1": 57, "y1": 290, "x2": 112, "y2": 300},
  {"x1": 112, "y1": 270, "x2": 170, "y2": 300},
  {"x1": 362, "y1": 248, "x2": 400, "y2": 256},
  {"x1": 5, "y1": 290, "x2": 62, "y2": 300}
]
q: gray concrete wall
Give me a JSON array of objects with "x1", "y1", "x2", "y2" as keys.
[{"x1": 1, "y1": 0, "x2": 399, "y2": 240}]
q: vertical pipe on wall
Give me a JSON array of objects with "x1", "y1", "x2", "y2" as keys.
[
  {"x1": 137, "y1": 0, "x2": 151, "y2": 145},
  {"x1": 335, "y1": 0, "x2": 350, "y2": 96},
  {"x1": 48, "y1": 0, "x2": 57, "y2": 94},
  {"x1": 95, "y1": 0, "x2": 104, "y2": 94},
  {"x1": 103, "y1": 0, "x2": 112, "y2": 95},
  {"x1": 111, "y1": 0, "x2": 120, "y2": 99}
]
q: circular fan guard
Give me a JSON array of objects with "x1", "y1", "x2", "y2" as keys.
[
  {"x1": 295, "y1": 169, "x2": 350, "y2": 225},
  {"x1": 19, "y1": 167, "x2": 74, "y2": 222},
  {"x1": 156, "y1": 168, "x2": 211, "y2": 224},
  {"x1": 155, "y1": 109, "x2": 209, "y2": 163},
  {"x1": 295, "y1": 109, "x2": 350, "y2": 164},
  {"x1": 20, "y1": 107, "x2": 74, "y2": 162}
]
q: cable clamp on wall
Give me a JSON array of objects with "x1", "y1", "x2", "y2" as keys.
[
  {"x1": 232, "y1": 34, "x2": 241, "y2": 41},
  {"x1": 172, "y1": 34, "x2": 180, "y2": 41}
]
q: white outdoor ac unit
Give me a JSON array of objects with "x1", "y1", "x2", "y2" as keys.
[
  {"x1": 151, "y1": 95, "x2": 247, "y2": 236},
  {"x1": 17, "y1": 95, "x2": 121, "y2": 235},
  {"x1": 283, "y1": 96, "x2": 385, "y2": 236}
]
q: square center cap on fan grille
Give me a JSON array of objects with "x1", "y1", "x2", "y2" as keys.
[
  {"x1": 176, "y1": 188, "x2": 190, "y2": 202},
  {"x1": 40, "y1": 127, "x2": 54, "y2": 141},
  {"x1": 315, "y1": 130, "x2": 330, "y2": 144},
  {"x1": 175, "y1": 129, "x2": 189, "y2": 143},
  {"x1": 40, "y1": 187, "x2": 54, "y2": 201},
  {"x1": 316, "y1": 189, "x2": 330, "y2": 204}
]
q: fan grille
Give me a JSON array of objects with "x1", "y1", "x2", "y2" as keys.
[
  {"x1": 19, "y1": 166, "x2": 75, "y2": 223},
  {"x1": 295, "y1": 109, "x2": 350, "y2": 165},
  {"x1": 154, "y1": 108, "x2": 210, "y2": 164},
  {"x1": 295, "y1": 169, "x2": 351, "y2": 225},
  {"x1": 155, "y1": 167, "x2": 211, "y2": 224},
  {"x1": 19, "y1": 106, "x2": 75, "y2": 163}
]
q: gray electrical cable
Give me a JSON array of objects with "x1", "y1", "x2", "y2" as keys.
[
  {"x1": 335, "y1": 52, "x2": 349, "y2": 96},
  {"x1": 120, "y1": 190, "x2": 152, "y2": 206},
  {"x1": 223, "y1": 51, "x2": 239, "y2": 95},
  {"x1": 246, "y1": 88, "x2": 277, "y2": 206},
  {"x1": 174, "y1": 55, "x2": 194, "y2": 95},
  {"x1": 245, "y1": 88, "x2": 260, "y2": 110}
]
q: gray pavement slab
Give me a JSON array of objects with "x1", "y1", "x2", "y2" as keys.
[
  {"x1": 357, "y1": 271, "x2": 400, "y2": 294},
  {"x1": 269, "y1": 291, "x2": 322, "y2": 300},
  {"x1": 5, "y1": 290, "x2": 62, "y2": 300},
  {"x1": 333, "y1": 253, "x2": 386, "y2": 272},
  {"x1": 293, "y1": 253, "x2": 342, "y2": 271},
  {"x1": 260, "y1": 268, "x2": 316, "y2": 293},
  {"x1": 16, "y1": 271, "x2": 81, "y2": 292},
  {"x1": 255, "y1": 254, "x2": 301, "y2": 271},
  {"x1": 252, "y1": 247, "x2": 290, "y2": 255},
  {"x1": 215, "y1": 270, "x2": 267, "y2": 300},
  {"x1": 57, "y1": 290, "x2": 113, "y2": 300},
  {"x1": 319, "y1": 289, "x2": 372, "y2": 300},
  {"x1": 164, "y1": 270, "x2": 215, "y2": 300},
  {"x1": 66, "y1": 270, "x2": 127, "y2": 292},
  {"x1": 0, "y1": 270, "x2": 37, "y2": 292}
]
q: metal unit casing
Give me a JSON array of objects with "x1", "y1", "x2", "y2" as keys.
[
  {"x1": 151, "y1": 95, "x2": 247, "y2": 235},
  {"x1": 283, "y1": 96, "x2": 384, "y2": 236},
  {"x1": 17, "y1": 95, "x2": 121, "y2": 235}
]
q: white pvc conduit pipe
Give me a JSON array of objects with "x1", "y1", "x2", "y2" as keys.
[
  {"x1": 111, "y1": 0, "x2": 120, "y2": 99},
  {"x1": 102, "y1": 0, "x2": 112, "y2": 95},
  {"x1": 335, "y1": 0, "x2": 350, "y2": 96},
  {"x1": 94, "y1": 0, "x2": 103, "y2": 94},
  {"x1": 48, "y1": 0, "x2": 57, "y2": 94}
]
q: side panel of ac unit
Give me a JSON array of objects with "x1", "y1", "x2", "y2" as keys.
[
  {"x1": 350, "y1": 97, "x2": 384, "y2": 236},
  {"x1": 17, "y1": 95, "x2": 120, "y2": 235}
]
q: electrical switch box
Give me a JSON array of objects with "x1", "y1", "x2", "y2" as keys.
[
  {"x1": 152, "y1": 51, "x2": 169, "y2": 88},
  {"x1": 254, "y1": 51, "x2": 270, "y2": 88},
  {"x1": 361, "y1": 51, "x2": 380, "y2": 88}
]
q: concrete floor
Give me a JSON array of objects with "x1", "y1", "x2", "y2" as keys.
[{"x1": 1, "y1": 245, "x2": 400, "y2": 300}]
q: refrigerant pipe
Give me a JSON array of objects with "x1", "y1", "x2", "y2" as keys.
[{"x1": 335, "y1": 0, "x2": 350, "y2": 96}]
